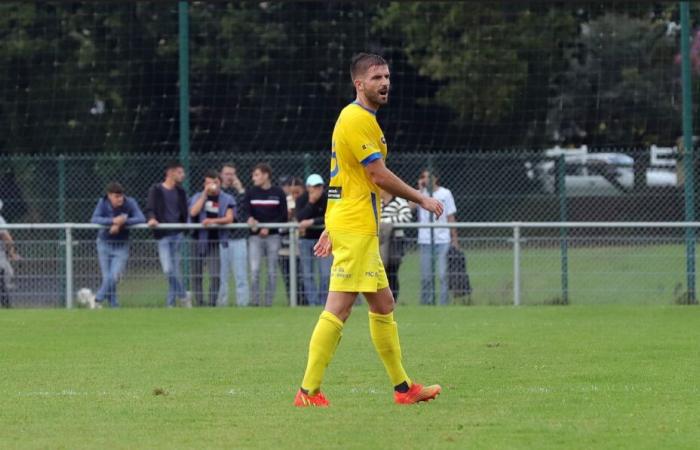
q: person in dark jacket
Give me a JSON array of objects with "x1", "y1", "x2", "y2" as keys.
[
  {"x1": 296, "y1": 174, "x2": 330, "y2": 306},
  {"x1": 90, "y1": 182, "x2": 145, "y2": 307},
  {"x1": 189, "y1": 169, "x2": 235, "y2": 307},
  {"x1": 244, "y1": 163, "x2": 288, "y2": 306},
  {"x1": 145, "y1": 161, "x2": 191, "y2": 308}
]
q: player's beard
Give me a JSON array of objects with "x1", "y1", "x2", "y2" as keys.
[{"x1": 369, "y1": 88, "x2": 389, "y2": 106}]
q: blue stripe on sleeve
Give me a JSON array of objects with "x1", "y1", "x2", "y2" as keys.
[{"x1": 360, "y1": 152, "x2": 383, "y2": 166}]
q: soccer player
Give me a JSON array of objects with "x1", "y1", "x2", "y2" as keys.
[{"x1": 294, "y1": 53, "x2": 445, "y2": 407}]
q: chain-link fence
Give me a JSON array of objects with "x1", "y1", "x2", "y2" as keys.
[{"x1": 0, "y1": 147, "x2": 690, "y2": 224}]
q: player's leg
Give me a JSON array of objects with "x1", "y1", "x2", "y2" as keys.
[
  {"x1": 364, "y1": 287, "x2": 411, "y2": 390},
  {"x1": 365, "y1": 272, "x2": 441, "y2": 404},
  {"x1": 299, "y1": 291, "x2": 356, "y2": 393}
]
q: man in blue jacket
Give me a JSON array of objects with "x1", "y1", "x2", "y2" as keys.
[
  {"x1": 189, "y1": 169, "x2": 235, "y2": 307},
  {"x1": 90, "y1": 182, "x2": 145, "y2": 307}
]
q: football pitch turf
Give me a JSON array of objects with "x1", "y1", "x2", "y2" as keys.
[{"x1": 1, "y1": 306, "x2": 698, "y2": 449}]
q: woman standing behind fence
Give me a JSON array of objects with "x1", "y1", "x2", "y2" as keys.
[{"x1": 90, "y1": 182, "x2": 145, "y2": 307}]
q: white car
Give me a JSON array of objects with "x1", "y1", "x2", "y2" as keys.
[{"x1": 530, "y1": 152, "x2": 677, "y2": 196}]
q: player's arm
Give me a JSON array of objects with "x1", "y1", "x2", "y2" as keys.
[{"x1": 364, "y1": 158, "x2": 444, "y2": 218}]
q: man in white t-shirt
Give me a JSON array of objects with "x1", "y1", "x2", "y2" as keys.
[{"x1": 415, "y1": 171, "x2": 458, "y2": 305}]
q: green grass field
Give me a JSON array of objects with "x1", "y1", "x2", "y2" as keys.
[
  {"x1": 117, "y1": 242, "x2": 689, "y2": 307},
  {"x1": 1, "y1": 306, "x2": 699, "y2": 449}
]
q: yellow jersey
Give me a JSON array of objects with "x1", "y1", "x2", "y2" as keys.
[{"x1": 325, "y1": 102, "x2": 388, "y2": 236}]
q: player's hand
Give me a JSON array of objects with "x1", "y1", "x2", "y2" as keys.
[
  {"x1": 147, "y1": 218, "x2": 159, "y2": 228},
  {"x1": 299, "y1": 219, "x2": 314, "y2": 230},
  {"x1": 259, "y1": 228, "x2": 269, "y2": 237},
  {"x1": 314, "y1": 230, "x2": 332, "y2": 257},
  {"x1": 109, "y1": 224, "x2": 121, "y2": 235},
  {"x1": 202, "y1": 218, "x2": 215, "y2": 227},
  {"x1": 419, "y1": 196, "x2": 444, "y2": 218}
]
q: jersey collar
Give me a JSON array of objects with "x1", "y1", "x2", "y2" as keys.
[{"x1": 352, "y1": 100, "x2": 377, "y2": 116}]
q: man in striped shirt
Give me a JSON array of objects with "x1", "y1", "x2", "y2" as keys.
[
  {"x1": 379, "y1": 190, "x2": 412, "y2": 302},
  {"x1": 244, "y1": 163, "x2": 288, "y2": 306}
]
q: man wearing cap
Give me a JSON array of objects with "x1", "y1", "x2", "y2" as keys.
[{"x1": 295, "y1": 174, "x2": 330, "y2": 306}]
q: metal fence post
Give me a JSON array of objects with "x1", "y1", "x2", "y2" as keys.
[
  {"x1": 289, "y1": 226, "x2": 298, "y2": 307},
  {"x1": 513, "y1": 224, "x2": 521, "y2": 306},
  {"x1": 557, "y1": 154, "x2": 570, "y2": 304},
  {"x1": 680, "y1": 1, "x2": 697, "y2": 304},
  {"x1": 57, "y1": 155, "x2": 66, "y2": 223},
  {"x1": 178, "y1": 1, "x2": 191, "y2": 290},
  {"x1": 65, "y1": 225, "x2": 73, "y2": 309}
]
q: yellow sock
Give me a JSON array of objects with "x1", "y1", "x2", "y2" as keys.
[
  {"x1": 369, "y1": 311, "x2": 411, "y2": 388},
  {"x1": 300, "y1": 310, "x2": 344, "y2": 395}
]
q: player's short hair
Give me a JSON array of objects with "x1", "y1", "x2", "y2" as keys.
[
  {"x1": 253, "y1": 162, "x2": 273, "y2": 178},
  {"x1": 350, "y1": 53, "x2": 388, "y2": 81},
  {"x1": 204, "y1": 169, "x2": 221, "y2": 181},
  {"x1": 165, "y1": 160, "x2": 183, "y2": 172},
  {"x1": 105, "y1": 182, "x2": 124, "y2": 194}
]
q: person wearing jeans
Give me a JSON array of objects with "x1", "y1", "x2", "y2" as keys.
[
  {"x1": 218, "y1": 163, "x2": 250, "y2": 307},
  {"x1": 146, "y1": 161, "x2": 191, "y2": 308},
  {"x1": 244, "y1": 163, "x2": 288, "y2": 306},
  {"x1": 415, "y1": 170, "x2": 458, "y2": 305},
  {"x1": 419, "y1": 243, "x2": 450, "y2": 306},
  {"x1": 90, "y1": 182, "x2": 145, "y2": 307},
  {"x1": 189, "y1": 169, "x2": 235, "y2": 307},
  {"x1": 157, "y1": 234, "x2": 187, "y2": 306},
  {"x1": 296, "y1": 174, "x2": 330, "y2": 306}
]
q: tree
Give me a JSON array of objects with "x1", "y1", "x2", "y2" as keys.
[{"x1": 547, "y1": 13, "x2": 679, "y2": 147}]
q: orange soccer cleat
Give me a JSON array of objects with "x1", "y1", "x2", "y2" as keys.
[
  {"x1": 294, "y1": 389, "x2": 330, "y2": 407},
  {"x1": 394, "y1": 383, "x2": 442, "y2": 405}
]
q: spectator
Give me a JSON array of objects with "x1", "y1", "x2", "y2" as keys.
[
  {"x1": 0, "y1": 199, "x2": 20, "y2": 308},
  {"x1": 279, "y1": 176, "x2": 307, "y2": 305},
  {"x1": 245, "y1": 163, "x2": 288, "y2": 306},
  {"x1": 296, "y1": 174, "x2": 330, "y2": 306},
  {"x1": 218, "y1": 163, "x2": 250, "y2": 307},
  {"x1": 416, "y1": 170, "x2": 458, "y2": 305},
  {"x1": 379, "y1": 190, "x2": 412, "y2": 302},
  {"x1": 189, "y1": 170, "x2": 235, "y2": 307},
  {"x1": 146, "y1": 161, "x2": 192, "y2": 308},
  {"x1": 90, "y1": 182, "x2": 145, "y2": 308}
]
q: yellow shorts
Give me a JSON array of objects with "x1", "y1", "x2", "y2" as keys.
[{"x1": 328, "y1": 231, "x2": 389, "y2": 293}]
